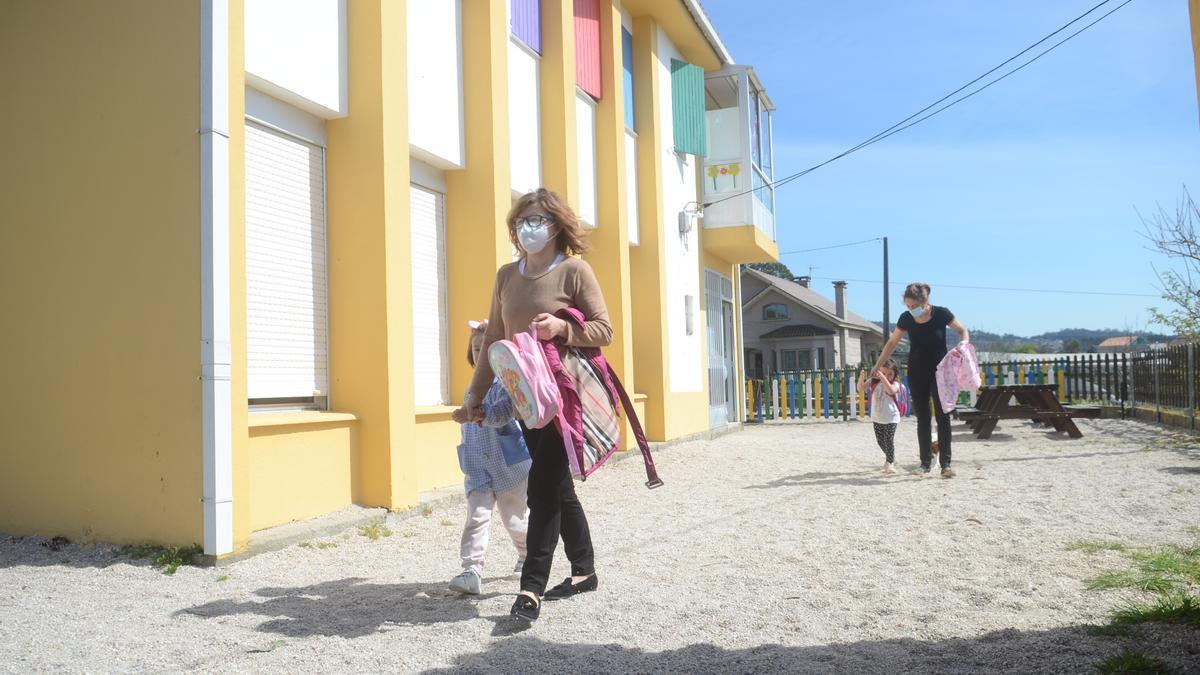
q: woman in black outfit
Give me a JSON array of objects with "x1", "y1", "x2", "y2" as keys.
[{"x1": 871, "y1": 283, "x2": 970, "y2": 478}]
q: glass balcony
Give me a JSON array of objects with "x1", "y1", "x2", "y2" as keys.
[{"x1": 702, "y1": 65, "x2": 776, "y2": 245}]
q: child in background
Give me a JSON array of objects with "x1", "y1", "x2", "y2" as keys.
[
  {"x1": 447, "y1": 321, "x2": 532, "y2": 595},
  {"x1": 859, "y1": 360, "x2": 902, "y2": 474}
]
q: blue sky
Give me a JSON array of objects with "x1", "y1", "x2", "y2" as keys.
[{"x1": 703, "y1": 0, "x2": 1200, "y2": 337}]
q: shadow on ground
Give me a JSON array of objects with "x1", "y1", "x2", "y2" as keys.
[
  {"x1": 178, "y1": 577, "x2": 510, "y2": 638},
  {"x1": 419, "y1": 626, "x2": 1200, "y2": 675},
  {"x1": 744, "y1": 471, "x2": 916, "y2": 490}
]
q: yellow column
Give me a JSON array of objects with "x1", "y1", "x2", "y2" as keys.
[
  {"x1": 326, "y1": 0, "x2": 414, "y2": 509},
  {"x1": 227, "y1": 0, "x2": 252, "y2": 550},
  {"x1": 583, "y1": 0, "x2": 634, "y2": 446},
  {"x1": 446, "y1": 0, "x2": 513, "y2": 400},
  {"x1": 539, "y1": 0, "x2": 579, "y2": 207},
  {"x1": 629, "y1": 16, "x2": 671, "y2": 440}
]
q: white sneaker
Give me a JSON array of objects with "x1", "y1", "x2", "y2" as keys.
[
  {"x1": 449, "y1": 569, "x2": 482, "y2": 595},
  {"x1": 883, "y1": 462, "x2": 897, "y2": 475},
  {"x1": 513, "y1": 559, "x2": 525, "y2": 575}
]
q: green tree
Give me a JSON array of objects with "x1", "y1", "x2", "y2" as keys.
[
  {"x1": 743, "y1": 262, "x2": 796, "y2": 281},
  {"x1": 1063, "y1": 338, "x2": 1082, "y2": 353},
  {"x1": 1015, "y1": 344, "x2": 1039, "y2": 354},
  {"x1": 1146, "y1": 188, "x2": 1200, "y2": 340}
]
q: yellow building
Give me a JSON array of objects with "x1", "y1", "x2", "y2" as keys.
[
  {"x1": 0, "y1": 0, "x2": 779, "y2": 559},
  {"x1": 1192, "y1": 0, "x2": 1200, "y2": 122}
]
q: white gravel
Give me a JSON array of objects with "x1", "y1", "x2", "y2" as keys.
[{"x1": 2, "y1": 418, "x2": 1199, "y2": 674}]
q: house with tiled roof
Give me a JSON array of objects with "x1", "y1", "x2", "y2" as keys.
[
  {"x1": 741, "y1": 268, "x2": 885, "y2": 376},
  {"x1": 1097, "y1": 336, "x2": 1147, "y2": 353}
]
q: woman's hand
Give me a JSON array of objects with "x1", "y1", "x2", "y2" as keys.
[
  {"x1": 451, "y1": 407, "x2": 470, "y2": 424},
  {"x1": 531, "y1": 313, "x2": 568, "y2": 341}
]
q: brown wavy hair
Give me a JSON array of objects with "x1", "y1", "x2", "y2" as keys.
[
  {"x1": 506, "y1": 188, "x2": 590, "y2": 257},
  {"x1": 903, "y1": 282, "x2": 931, "y2": 304}
]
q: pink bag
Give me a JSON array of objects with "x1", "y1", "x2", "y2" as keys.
[
  {"x1": 487, "y1": 327, "x2": 562, "y2": 429},
  {"x1": 935, "y1": 342, "x2": 981, "y2": 412}
]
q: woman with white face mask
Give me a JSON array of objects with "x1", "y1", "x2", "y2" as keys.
[
  {"x1": 455, "y1": 188, "x2": 612, "y2": 622},
  {"x1": 871, "y1": 283, "x2": 970, "y2": 478}
]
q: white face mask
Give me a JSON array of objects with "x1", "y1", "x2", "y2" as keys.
[
  {"x1": 909, "y1": 305, "x2": 927, "y2": 318},
  {"x1": 517, "y1": 219, "x2": 554, "y2": 255}
]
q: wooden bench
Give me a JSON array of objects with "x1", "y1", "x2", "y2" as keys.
[{"x1": 957, "y1": 384, "x2": 1098, "y2": 439}]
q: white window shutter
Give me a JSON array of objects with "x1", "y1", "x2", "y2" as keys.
[
  {"x1": 245, "y1": 121, "x2": 329, "y2": 402},
  {"x1": 410, "y1": 184, "x2": 450, "y2": 406}
]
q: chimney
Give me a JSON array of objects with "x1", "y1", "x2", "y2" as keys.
[
  {"x1": 797, "y1": 275, "x2": 811, "y2": 288},
  {"x1": 833, "y1": 281, "x2": 847, "y2": 319}
]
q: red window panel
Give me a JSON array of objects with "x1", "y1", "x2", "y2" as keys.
[{"x1": 574, "y1": 0, "x2": 601, "y2": 99}]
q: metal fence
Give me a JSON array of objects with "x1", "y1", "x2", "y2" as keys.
[{"x1": 744, "y1": 353, "x2": 1133, "y2": 423}]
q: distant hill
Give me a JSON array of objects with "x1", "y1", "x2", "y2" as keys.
[{"x1": 964, "y1": 328, "x2": 1174, "y2": 353}]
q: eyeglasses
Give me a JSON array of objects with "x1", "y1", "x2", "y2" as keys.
[{"x1": 518, "y1": 215, "x2": 553, "y2": 228}]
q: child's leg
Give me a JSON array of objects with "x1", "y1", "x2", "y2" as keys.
[
  {"x1": 873, "y1": 423, "x2": 897, "y2": 464},
  {"x1": 460, "y1": 489, "x2": 496, "y2": 574},
  {"x1": 494, "y1": 481, "x2": 529, "y2": 560}
]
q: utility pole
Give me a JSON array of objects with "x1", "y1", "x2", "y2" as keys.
[{"x1": 882, "y1": 236, "x2": 890, "y2": 337}]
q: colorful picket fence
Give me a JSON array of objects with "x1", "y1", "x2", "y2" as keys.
[{"x1": 744, "y1": 353, "x2": 1130, "y2": 423}]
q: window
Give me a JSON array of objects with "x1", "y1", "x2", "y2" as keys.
[
  {"x1": 510, "y1": 0, "x2": 541, "y2": 53},
  {"x1": 763, "y1": 303, "x2": 789, "y2": 321},
  {"x1": 575, "y1": 92, "x2": 597, "y2": 226},
  {"x1": 410, "y1": 184, "x2": 450, "y2": 406},
  {"x1": 245, "y1": 121, "x2": 328, "y2": 409},
  {"x1": 750, "y1": 88, "x2": 761, "y2": 168},
  {"x1": 780, "y1": 349, "x2": 813, "y2": 372},
  {"x1": 621, "y1": 27, "x2": 634, "y2": 130},
  {"x1": 816, "y1": 347, "x2": 827, "y2": 370},
  {"x1": 760, "y1": 100, "x2": 773, "y2": 179},
  {"x1": 574, "y1": 0, "x2": 601, "y2": 98},
  {"x1": 670, "y1": 58, "x2": 706, "y2": 156}
]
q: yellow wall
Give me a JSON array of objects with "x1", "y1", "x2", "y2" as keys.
[
  {"x1": 629, "y1": 15, "x2": 673, "y2": 441},
  {"x1": 414, "y1": 412, "x2": 468, "y2": 494},
  {"x1": 228, "y1": 0, "x2": 253, "y2": 551},
  {"x1": 247, "y1": 416, "x2": 356, "y2": 531},
  {"x1": 1192, "y1": 0, "x2": 1200, "y2": 124},
  {"x1": 325, "y1": 0, "x2": 415, "y2": 513},
  {"x1": 0, "y1": 1, "x2": 204, "y2": 546},
  {"x1": 446, "y1": 0, "x2": 514, "y2": 403}
]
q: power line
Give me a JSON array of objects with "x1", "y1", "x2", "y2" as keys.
[
  {"x1": 778, "y1": 237, "x2": 881, "y2": 255},
  {"x1": 701, "y1": 0, "x2": 1134, "y2": 210},
  {"x1": 806, "y1": 276, "x2": 1157, "y2": 298}
]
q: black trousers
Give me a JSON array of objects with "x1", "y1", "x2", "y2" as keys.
[
  {"x1": 519, "y1": 424, "x2": 595, "y2": 596},
  {"x1": 908, "y1": 366, "x2": 952, "y2": 469}
]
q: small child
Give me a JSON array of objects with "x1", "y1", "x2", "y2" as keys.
[
  {"x1": 860, "y1": 360, "x2": 902, "y2": 474},
  {"x1": 446, "y1": 321, "x2": 532, "y2": 595}
]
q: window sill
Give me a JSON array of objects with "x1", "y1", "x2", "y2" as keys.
[
  {"x1": 416, "y1": 406, "x2": 459, "y2": 421},
  {"x1": 248, "y1": 411, "x2": 358, "y2": 429}
]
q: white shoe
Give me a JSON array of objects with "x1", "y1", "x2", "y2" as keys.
[
  {"x1": 513, "y1": 559, "x2": 525, "y2": 575},
  {"x1": 449, "y1": 569, "x2": 482, "y2": 595},
  {"x1": 883, "y1": 462, "x2": 897, "y2": 475}
]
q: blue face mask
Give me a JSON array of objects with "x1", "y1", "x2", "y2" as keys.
[{"x1": 909, "y1": 305, "x2": 927, "y2": 319}]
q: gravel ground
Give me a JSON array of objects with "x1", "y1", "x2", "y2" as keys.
[{"x1": 2, "y1": 418, "x2": 1199, "y2": 674}]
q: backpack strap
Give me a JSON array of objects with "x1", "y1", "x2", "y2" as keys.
[{"x1": 606, "y1": 365, "x2": 663, "y2": 489}]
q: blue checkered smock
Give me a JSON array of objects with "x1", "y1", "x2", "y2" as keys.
[{"x1": 458, "y1": 380, "x2": 532, "y2": 495}]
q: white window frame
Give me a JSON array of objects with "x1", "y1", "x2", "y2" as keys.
[
  {"x1": 409, "y1": 181, "x2": 452, "y2": 407},
  {"x1": 244, "y1": 114, "x2": 331, "y2": 411}
]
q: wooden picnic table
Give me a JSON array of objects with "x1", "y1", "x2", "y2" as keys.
[{"x1": 954, "y1": 383, "x2": 1100, "y2": 439}]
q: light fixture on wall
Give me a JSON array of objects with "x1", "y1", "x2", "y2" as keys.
[{"x1": 678, "y1": 202, "x2": 703, "y2": 251}]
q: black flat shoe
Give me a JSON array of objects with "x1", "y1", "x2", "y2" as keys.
[
  {"x1": 510, "y1": 594, "x2": 540, "y2": 621},
  {"x1": 543, "y1": 574, "x2": 598, "y2": 601}
]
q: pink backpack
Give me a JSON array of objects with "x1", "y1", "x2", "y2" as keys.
[
  {"x1": 487, "y1": 328, "x2": 561, "y2": 429},
  {"x1": 869, "y1": 380, "x2": 910, "y2": 417}
]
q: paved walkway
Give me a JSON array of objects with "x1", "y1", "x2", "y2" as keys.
[{"x1": 2, "y1": 418, "x2": 1199, "y2": 673}]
